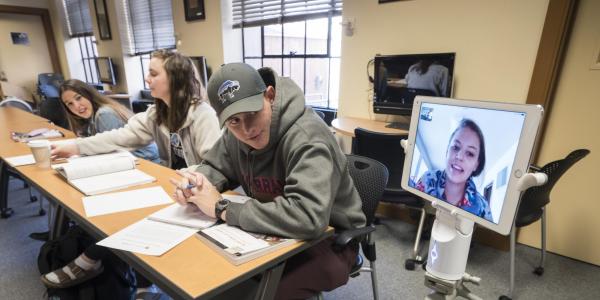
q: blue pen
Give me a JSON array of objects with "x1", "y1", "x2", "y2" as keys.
[{"x1": 184, "y1": 183, "x2": 196, "y2": 190}]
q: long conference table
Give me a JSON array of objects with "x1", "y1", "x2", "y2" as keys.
[{"x1": 0, "y1": 107, "x2": 332, "y2": 300}]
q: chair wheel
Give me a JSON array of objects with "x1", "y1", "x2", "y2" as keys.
[
  {"x1": 533, "y1": 267, "x2": 544, "y2": 276},
  {"x1": 30, "y1": 196, "x2": 38, "y2": 203},
  {"x1": 405, "y1": 259, "x2": 415, "y2": 270},
  {"x1": 499, "y1": 295, "x2": 512, "y2": 300},
  {"x1": 38, "y1": 209, "x2": 46, "y2": 216},
  {"x1": 1, "y1": 208, "x2": 14, "y2": 218}
]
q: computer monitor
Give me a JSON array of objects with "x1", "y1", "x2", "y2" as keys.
[
  {"x1": 95, "y1": 57, "x2": 116, "y2": 85},
  {"x1": 373, "y1": 53, "x2": 455, "y2": 128},
  {"x1": 189, "y1": 56, "x2": 209, "y2": 88},
  {"x1": 401, "y1": 96, "x2": 543, "y2": 235}
]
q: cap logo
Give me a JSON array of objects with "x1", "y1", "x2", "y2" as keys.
[{"x1": 217, "y1": 80, "x2": 240, "y2": 104}]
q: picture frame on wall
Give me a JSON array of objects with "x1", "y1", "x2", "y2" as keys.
[
  {"x1": 184, "y1": 0, "x2": 206, "y2": 21},
  {"x1": 94, "y1": 0, "x2": 112, "y2": 40}
]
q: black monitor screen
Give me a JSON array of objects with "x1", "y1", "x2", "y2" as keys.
[{"x1": 373, "y1": 53, "x2": 455, "y2": 116}]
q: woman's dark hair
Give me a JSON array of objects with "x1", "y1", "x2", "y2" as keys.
[
  {"x1": 59, "y1": 79, "x2": 132, "y2": 136},
  {"x1": 448, "y1": 118, "x2": 486, "y2": 177},
  {"x1": 151, "y1": 49, "x2": 206, "y2": 132}
]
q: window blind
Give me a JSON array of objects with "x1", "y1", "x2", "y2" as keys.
[
  {"x1": 62, "y1": 0, "x2": 93, "y2": 37},
  {"x1": 232, "y1": 0, "x2": 343, "y2": 28},
  {"x1": 122, "y1": 0, "x2": 176, "y2": 55}
]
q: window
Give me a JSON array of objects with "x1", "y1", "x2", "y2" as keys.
[
  {"x1": 233, "y1": 0, "x2": 343, "y2": 109},
  {"x1": 119, "y1": 0, "x2": 175, "y2": 87},
  {"x1": 121, "y1": 0, "x2": 176, "y2": 55},
  {"x1": 140, "y1": 54, "x2": 151, "y2": 89},
  {"x1": 62, "y1": 0, "x2": 93, "y2": 37},
  {"x1": 63, "y1": 0, "x2": 99, "y2": 84},
  {"x1": 77, "y1": 36, "x2": 100, "y2": 84}
]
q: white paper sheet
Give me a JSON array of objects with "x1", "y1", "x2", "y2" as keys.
[
  {"x1": 96, "y1": 219, "x2": 197, "y2": 256},
  {"x1": 83, "y1": 186, "x2": 173, "y2": 217},
  {"x1": 5, "y1": 154, "x2": 36, "y2": 167}
]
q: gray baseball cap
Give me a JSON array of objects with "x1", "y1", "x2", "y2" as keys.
[{"x1": 207, "y1": 63, "x2": 267, "y2": 127}]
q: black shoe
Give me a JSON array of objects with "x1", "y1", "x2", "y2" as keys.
[{"x1": 29, "y1": 230, "x2": 50, "y2": 241}]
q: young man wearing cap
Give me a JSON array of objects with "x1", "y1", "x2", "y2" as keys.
[{"x1": 172, "y1": 63, "x2": 366, "y2": 299}]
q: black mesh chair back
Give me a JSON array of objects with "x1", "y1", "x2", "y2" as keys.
[
  {"x1": 347, "y1": 154, "x2": 389, "y2": 226},
  {"x1": 341, "y1": 154, "x2": 388, "y2": 300},
  {"x1": 516, "y1": 149, "x2": 590, "y2": 227},
  {"x1": 353, "y1": 128, "x2": 406, "y2": 192},
  {"x1": 39, "y1": 97, "x2": 68, "y2": 129},
  {"x1": 353, "y1": 127, "x2": 428, "y2": 270},
  {"x1": 502, "y1": 148, "x2": 590, "y2": 300},
  {"x1": 0, "y1": 98, "x2": 33, "y2": 112}
]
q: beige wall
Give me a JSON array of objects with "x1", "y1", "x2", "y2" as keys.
[
  {"x1": 517, "y1": 0, "x2": 600, "y2": 266},
  {"x1": 339, "y1": 0, "x2": 548, "y2": 119},
  {"x1": 0, "y1": 12, "x2": 53, "y2": 95},
  {"x1": 91, "y1": 0, "x2": 128, "y2": 93},
  {"x1": 172, "y1": 0, "x2": 225, "y2": 75}
]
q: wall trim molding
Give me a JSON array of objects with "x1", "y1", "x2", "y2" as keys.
[{"x1": 526, "y1": 0, "x2": 578, "y2": 162}]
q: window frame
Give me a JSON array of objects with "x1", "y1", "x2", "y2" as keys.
[
  {"x1": 241, "y1": 15, "x2": 341, "y2": 110},
  {"x1": 76, "y1": 35, "x2": 100, "y2": 84}
]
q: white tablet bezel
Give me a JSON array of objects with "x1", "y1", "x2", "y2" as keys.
[{"x1": 401, "y1": 96, "x2": 544, "y2": 235}]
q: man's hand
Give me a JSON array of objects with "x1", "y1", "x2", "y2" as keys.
[
  {"x1": 170, "y1": 171, "x2": 222, "y2": 218},
  {"x1": 50, "y1": 142, "x2": 80, "y2": 160}
]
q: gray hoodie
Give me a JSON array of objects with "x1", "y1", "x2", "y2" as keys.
[{"x1": 196, "y1": 70, "x2": 366, "y2": 240}]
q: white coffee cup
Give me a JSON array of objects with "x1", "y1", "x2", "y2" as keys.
[{"x1": 27, "y1": 139, "x2": 51, "y2": 169}]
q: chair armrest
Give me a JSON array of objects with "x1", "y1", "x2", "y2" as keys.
[{"x1": 334, "y1": 225, "x2": 375, "y2": 247}]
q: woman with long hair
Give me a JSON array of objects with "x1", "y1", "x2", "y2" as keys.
[
  {"x1": 58, "y1": 79, "x2": 159, "y2": 162},
  {"x1": 51, "y1": 49, "x2": 221, "y2": 169}
]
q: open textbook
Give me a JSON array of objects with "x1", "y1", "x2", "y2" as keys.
[
  {"x1": 96, "y1": 194, "x2": 252, "y2": 256},
  {"x1": 54, "y1": 154, "x2": 154, "y2": 195},
  {"x1": 196, "y1": 224, "x2": 296, "y2": 265}
]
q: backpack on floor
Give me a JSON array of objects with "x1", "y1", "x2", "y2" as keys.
[{"x1": 37, "y1": 225, "x2": 135, "y2": 300}]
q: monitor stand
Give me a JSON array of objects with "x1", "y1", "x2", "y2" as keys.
[{"x1": 385, "y1": 122, "x2": 409, "y2": 131}]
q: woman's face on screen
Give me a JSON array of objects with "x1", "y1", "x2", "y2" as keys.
[{"x1": 445, "y1": 126, "x2": 481, "y2": 186}]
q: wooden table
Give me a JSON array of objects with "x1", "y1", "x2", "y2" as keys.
[
  {"x1": 0, "y1": 107, "x2": 331, "y2": 300},
  {"x1": 331, "y1": 116, "x2": 408, "y2": 137}
]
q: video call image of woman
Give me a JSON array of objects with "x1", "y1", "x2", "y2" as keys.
[
  {"x1": 408, "y1": 104, "x2": 527, "y2": 224},
  {"x1": 414, "y1": 119, "x2": 492, "y2": 221}
]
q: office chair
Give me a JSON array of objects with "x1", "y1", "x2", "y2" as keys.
[
  {"x1": 37, "y1": 73, "x2": 63, "y2": 100},
  {"x1": 0, "y1": 98, "x2": 45, "y2": 218},
  {"x1": 39, "y1": 97, "x2": 68, "y2": 129},
  {"x1": 330, "y1": 154, "x2": 388, "y2": 300},
  {"x1": 353, "y1": 127, "x2": 429, "y2": 270},
  {"x1": 500, "y1": 149, "x2": 590, "y2": 300}
]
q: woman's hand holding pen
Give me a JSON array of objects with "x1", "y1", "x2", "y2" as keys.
[{"x1": 170, "y1": 170, "x2": 221, "y2": 218}]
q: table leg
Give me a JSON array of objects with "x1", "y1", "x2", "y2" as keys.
[
  {"x1": 254, "y1": 261, "x2": 286, "y2": 300},
  {"x1": 0, "y1": 161, "x2": 14, "y2": 218},
  {"x1": 50, "y1": 205, "x2": 65, "y2": 240}
]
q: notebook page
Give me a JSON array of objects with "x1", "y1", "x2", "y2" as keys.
[{"x1": 83, "y1": 186, "x2": 173, "y2": 217}]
